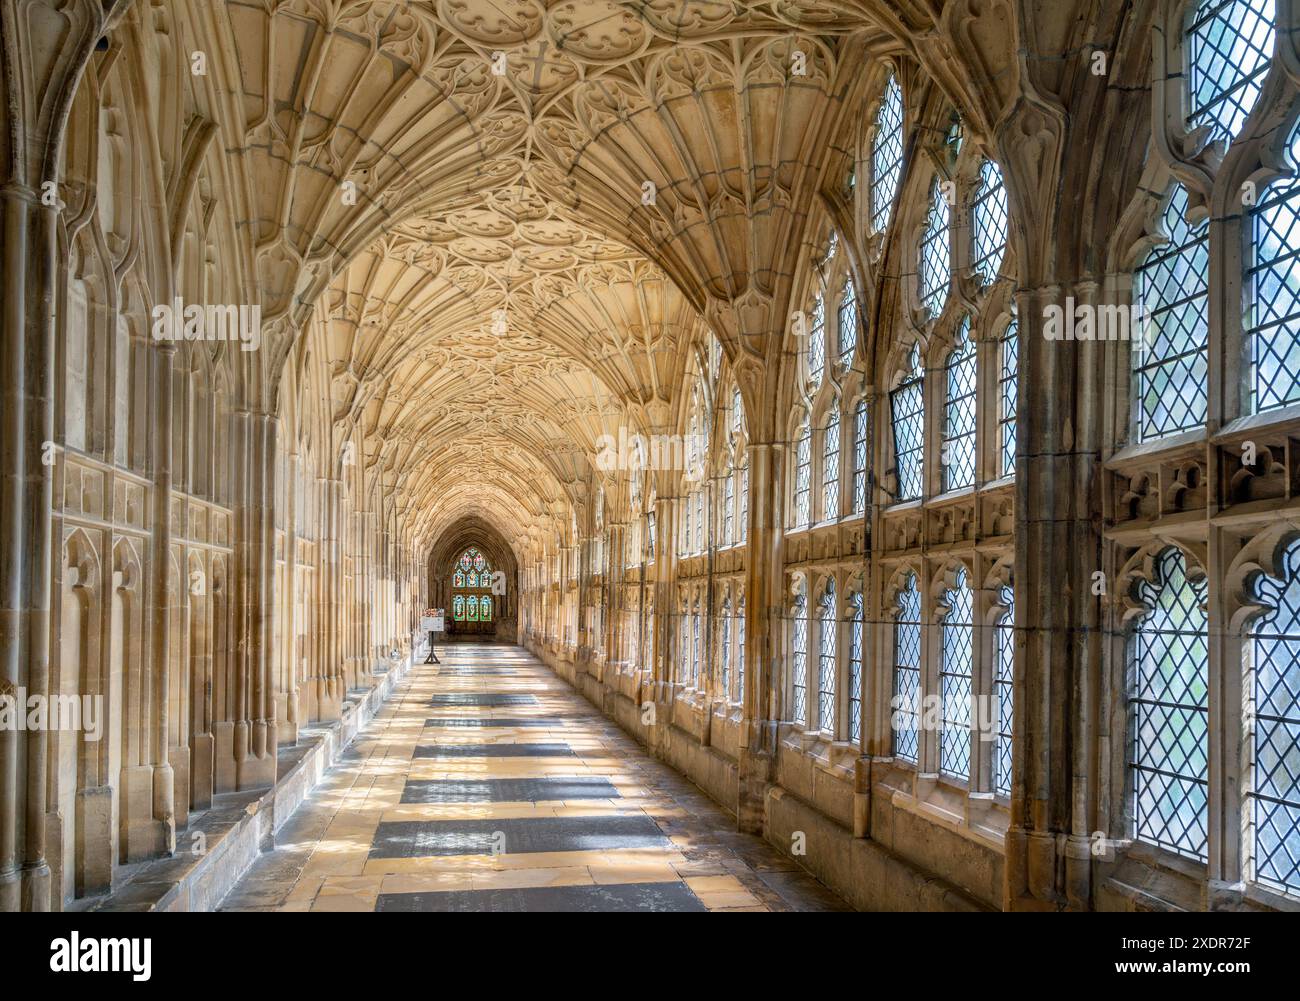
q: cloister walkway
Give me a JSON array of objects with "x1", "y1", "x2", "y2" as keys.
[{"x1": 220, "y1": 644, "x2": 851, "y2": 912}]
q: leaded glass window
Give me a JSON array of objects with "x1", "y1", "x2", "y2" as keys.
[
  {"x1": 692, "y1": 602, "x2": 701, "y2": 686},
  {"x1": 731, "y1": 385, "x2": 744, "y2": 437},
  {"x1": 1247, "y1": 122, "x2": 1300, "y2": 415},
  {"x1": 1134, "y1": 185, "x2": 1209, "y2": 440},
  {"x1": 466, "y1": 595, "x2": 479, "y2": 621},
  {"x1": 739, "y1": 463, "x2": 748, "y2": 543},
  {"x1": 682, "y1": 496, "x2": 692, "y2": 557},
  {"x1": 794, "y1": 423, "x2": 812, "y2": 528},
  {"x1": 818, "y1": 582, "x2": 837, "y2": 733},
  {"x1": 694, "y1": 489, "x2": 704, "y2": 553},
  {"x1": 972, "y1": 159, "x2": 1008, "y2": 285},
  {"x1": 943, "y1": 320, "x2": 976, "y2": 492},
  {"x1": 852, "y1": 401, "x2": 868, "y2": 514},
  {"x1": 453, "y1": 595, "x2": 465, "y2": 620},
  {"x1": 999, "y1": 320, "x2": 1019, "y2": 477},
  {"x1": 453, "y1": 571, "x2": 465, "y2": 588},
  {"x1": 838, "y1": 281, "x2": 858, "y2": 367},
  {"x1": 1245, "y1": 537, "x2": 1300, "y2": 895},
  {"x1": 994, "y1": 585, "x2": 1015, "y2": 799},
  {"x1": 920, "y1": 180, "x2": 951, "y2": 317},
  {"x1": 808, "y1": 293, "x2": 826, "y2": 388},
  {"x1": 893, "y1": 573, "x2": 922, "y2": 762},
  {"x1": 871, "y1": 76, "x2": 905, "y2": 233},
  {"x1": 737, "y1": 598, "x2": 746, "y2": 701},
  {"x1": 792, "y1": 594, "x2": 808, "y2": 726},
  {"x1": 849, "y1": 593, "x2": 864, "y2": 744},
  {"x1": 720, "y1": 599, "x2": 732, "y2": 698},
  {"x1": 1129, "y1": 547, "x2": 1209, "y2": 861},
  {"x1": 1187, "y1": 0, "x2": 1276, "y2": 147},
  {"x1": 481, "y1": 595, "x2": 493, "y2": 621},
  {"x1": 647, "y1": 511, "x2": 656, "y2": 559},
  {"x1": 940, "y1": 569, "x2": 974, "y2": 780},
  {"x1": 823, "y1": 408, "x2": 840, "y2": 521},
  {"x1": 891, "y1": 345, "x2": 925, "y2": 501},
  {"x1": 723, "y1": 469, "x2": 735, "y2": 545}
]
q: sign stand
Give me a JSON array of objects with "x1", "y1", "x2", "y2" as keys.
[{"x1": 420, "y1": 609, "x2": 444, "y2": 665}]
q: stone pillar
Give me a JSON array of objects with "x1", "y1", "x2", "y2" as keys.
[{"x1": 738, "y1": 440, "x2": 784, "y2": 835}]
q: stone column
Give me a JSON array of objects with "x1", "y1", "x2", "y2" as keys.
[{"x1": 738, "y1": 440, "x2": 784, "y2": 834}]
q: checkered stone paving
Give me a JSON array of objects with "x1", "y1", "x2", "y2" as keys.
[{"x1": 219, "y1": 643, "x2": 852, "y2": 912}]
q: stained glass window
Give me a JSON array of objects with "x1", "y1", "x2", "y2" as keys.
[
  {"x1": 943, "y1": 320, "x2": 977, "y2": 492},
  {"x1": 972, "y1": 159, "x2": 1008, "y2": 285},
  {"x1": 940, "y1": 568, "x2": 974, "y2": 781},
  {"x1": 893, "y1": 573, "x2": 922, "y2": 762},
  {"x1": 468, "y1": 596, "x2": 481, "y2": 621},
  {"x1": 1129, "y1": 547, "x2": 1209, "y2": 861},
  {"x1": 482, "y1": 595, "x2": 494, "y2": 621},
  {"x1": 838, "y1": 281, "x2": 858, "y2": 367},
  {"x1": 453, "y1": 595, "x2": 465, "y2": 620},
  {"x1": 1187, "y1": 0, "x2": 1276, "y2": 147},
  {"x1": 1247, "y1": 122, "x2": 1300, "y2": 415},
  {"x1": 473, "y1": 551, "x2": 485, "y2": 572},
  {"x1": 818, "y1": 581, "x2": 837, "y2": 733},
  {"x1": 794, "y1": 423, "x2": 812, "y2": 528},
  {"x1": 891, "y1": 345, "x2": 925, "y2": 502},
  {"x1": 849, "y1": 592, "x2": 864, "y2": 744},
  {"x1": 871, "y1": 76, "x2": 905, "y2": 233},
  {"x1": 999, "y1": 320, "x2": 1019, "y2": 477},
  {"x1": 453, "y1": 571, "x2": 465, "y2": 588},
  {"x1": 792, "y1": 594, "x2": 808, "y2": 726},
  {"x1": 1134, "y1": 186, "x2": 1209, "y2": 440},
  {"x1": 920, "y1": 180, "x2": 952, "y2": 317},
  {"x1": 459, "y1": 552, "x2": 471, "y2": 571},
  {"x1": 823, "y1": 408, "x2": 840, "y2": 521},
  {"x1": 466, "y1": 570, "x2": 479, "y2": 588},
  {"x1": 994, "y1": 585, "x2": 1015, "y2": 799},
  {"x1": 852, "y1": 401, "x2": 868, "y2": 514},
  {"x1": 808, "y1": 293, "x2": 826, "y2": 388},
  {"x1": 1245, "y1": 537, "x2": 1300, "y2": 895}
]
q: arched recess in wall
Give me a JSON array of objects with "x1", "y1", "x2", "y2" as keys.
[{"x1": 426, "y1": 517, "x2": 519, "y2": 643}]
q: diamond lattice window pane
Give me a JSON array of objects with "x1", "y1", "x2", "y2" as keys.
[
  {"x1": 943, "y1": 320, "x2": 977, "y2": 492},
  {"x1": 940, "y1": 569, "x2": 974, "y2": 781},
  {"x1": 849, "y1": 594, "x2": 864, "y2": 744},
  {"x1": 838, "y1": 281, "x2": 858, "y2": 366},
  {"x1": 999, "y1": 321, "x2": 1019, "y2": 476},
  {"x1": 794, "y1": 424, "x2": 811, "y2": 527},
  {"x1": 1134, "y1": 186, "x2": 1209, "y2": 441},
  {"x1": 808, "y1": 293, "x2": 826, "y2": 388},
  {"x1": 1188, "y1": 0, "x2": 1276, "y2": 147},
  {"x1": 994, "y1": 586, "x2": 1015, "y2": 798},
  {"x1": 1129, "y1": 547, "x2": 1209, "y2": 861},
  {"x1": 893, "y1": 574, "x2": 922, "y2": 762},
  {"x1": 920, "y1": 181, "x2": 952, "y2": 317},
  {"x1": 818, "y1": 587, "x2": 837, "y2": 733},
  {"x1": 823, "y1": 410, "x2": 840, "y2": 520},
  {"x1": 853, "y1": 401, "x2": 868, "y2": 513},
  {"x1": 871, "y1": 77, "x2": 905, "y2": 233},
  {"x1": 1247, "y1": 538, "x2": 1300, "y2": 895},
  {"x1": 972, "y1": 159, "x2": 1008, "y2": 285},
  {"x1": 891, "y1": 347, "x2": 925, "y2": 501},
  {"x1": 792, "y1": 597, "x2": 808, "y2": 726},
  {"x1": 1247, "y1": 124, "x2": 1300, "y2": 415}
]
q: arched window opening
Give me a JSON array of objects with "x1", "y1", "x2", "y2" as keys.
[
  {"x1": 1134, "y1": 185, "x2": 1209, "y2": 441},
  {"x1": 818, "y1": 581, "x2": 837, "y2": 734},
  {"x1": 891, "y1": 345, "x2": 925, "y2": 502},
  {"x1": 893, "y1": 573, "x2": 922, "y2": 762},
  {"x1": 940, "y1": 568, "x2": 974, "y2": 780},
  {"x1": 1128, "y1": 547, "x2": 1209, "y2": 861},
  {"x1": 871, "y1": 76, "x2": 905, "y2": 233},
  {"x1": 791, "y1": 592, "x2": 809, "y2": 726},
  {"x1": 1187, "y1": 0, "x2": 1276, "y2": 147},
  {"x1": 942, "y1": 320, "x2": 977, "y2": 492},
  {"x1": 972, "y1": 159, "x2": 1008, "y2": 285},
  {"x1": 919, "y1": 179, "x2": 952, "y2": 317},
  {"x1": 822, "y1": 408, "x2": 840, "y2": 521},
  {"x1": 1245, "y1": 537, "x2": 1300, "y2": 896},
  {"x1": 1247, "y1": 122, "x2": 1300, "y2": 415}
]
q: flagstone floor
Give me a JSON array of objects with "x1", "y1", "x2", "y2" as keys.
[{"x1": 219, "y1": 643, "x2": 852, "y2": 912}]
